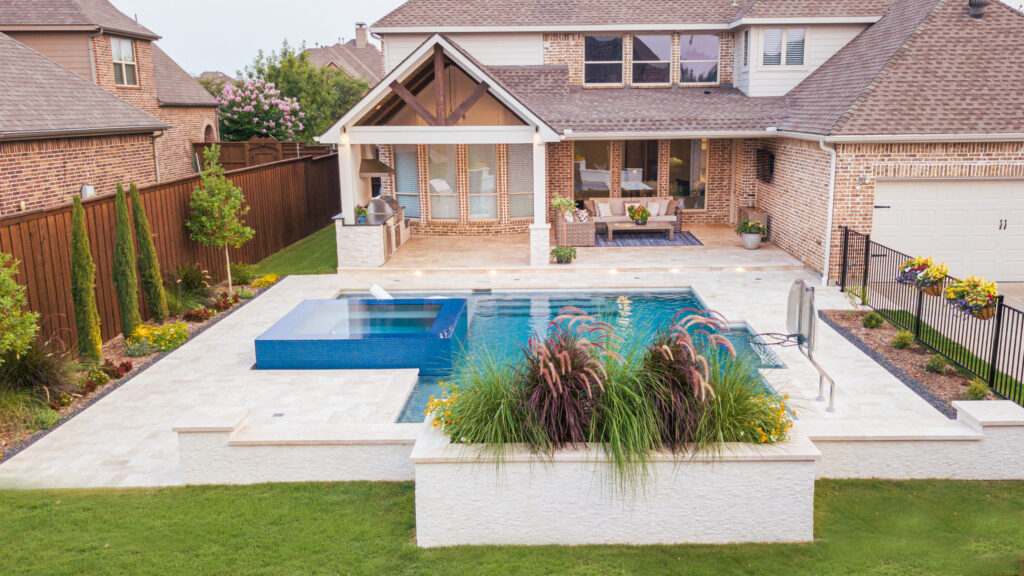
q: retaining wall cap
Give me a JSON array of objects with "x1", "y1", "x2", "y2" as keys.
[
  {"x1": 953, "y1": 400, "x2": 1024, "y2": 427},
  {"x1": 172, "y1": 408, "x2": 250, "y2": 433}
]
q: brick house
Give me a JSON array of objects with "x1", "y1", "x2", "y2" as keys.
[
  {"x1": 0, "y1": 0, "x2": 218, "y2": 214},
  {"x1": 321, "y1": 0, "x2": 1024, "y2": 282}
]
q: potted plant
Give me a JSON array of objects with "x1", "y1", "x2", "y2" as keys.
[
  {"x1": 355, "y1": 206, "x2": 368, "y2": 225},
  {"x1": 550, "y1": 246, "x2": 576, "y2": 265},
  {"x1": 736, "y1": 220, "x2": 766, "y2": 250},
  {"x1": 945, "y1": 276, "x2": 999, "y2": 320},
  {"x1": 551, "y1": 194, "x2": 576, "y2": 248},
  {"x1": 627, "y1": 204, "x2": 651, "y2": 225},
  {"x1": 896, "y1": 256, "x2": 949, "y2": 296}
]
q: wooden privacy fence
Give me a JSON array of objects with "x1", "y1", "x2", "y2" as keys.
[
  {"x1": 193, "y1": 139, "x2": 333, "y2": 172},
  {"x1": 0, "y1": 153, "x2": 339, "y2": 348}
]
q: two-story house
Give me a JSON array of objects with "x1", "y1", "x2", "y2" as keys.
[
  {"x1": 304, "y1": 23, "x2": 385, "y2": 85},
  {"x1": 322, "y1": 0, "x2": 1024, "y2": 283},
  {"x1": 0, "y1": 0, "x2": 218, "y2": 214}
]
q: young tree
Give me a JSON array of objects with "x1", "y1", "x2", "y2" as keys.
[
  {"x1": 130, "y1": 183, "x2": 168, "y2": 323},
  {"x1": 0, "y1": 252, "x2": 39, "y2": 367},
  {"x1": 112, "y1": 184, "x2": 141, "y2": 337},
  {"x1": 70, "y1": 196, "x2": 102, "y2": 361},
  {"x1": 186, "y1": 145, "x2": 255, "y2": 294},
  {"x1": 217, "y1": 78, "x2": 302, "y2": 142},
  {"x1": 242, "y1": 40, "x2": 369, "y2": 142}
]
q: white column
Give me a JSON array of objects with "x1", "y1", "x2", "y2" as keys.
[
  {"x1": 338, "y1": 132, "x2": 359, "y2": 226},
  {"x1": 529, "y1": 133, "x2": 550, "y2": 267}
]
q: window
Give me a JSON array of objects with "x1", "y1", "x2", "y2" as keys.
[
  {"x1": 622, "y1": 140, "x2": 658, "y2": 197},
  {"x1": 764, "y1": 28, "x2": 804, "y2": 66},
  {"x1": 574, "y1": 141, "x2": 611, "y2": 200},
  {"x1": 669, "y1": 140, "x2": 706, "y2": 210},
  {"x1": 743, "y1": 30, "x2": 750, "y2": 68},
  {"x1": 394, "y1": 145, "x2": 419, "y2": 219},
  {"x1": 468, "y1": 145, "x2": 498, "y2": 220},
  {"x1": 632, "y1": 35, "x2": 671, "y2": 84},
  {"x1": 428, "y1": 145, "x2": 458, "y2": 219},
  {"x1": 584, "y1": 35, "x2": 623, "y2": 84},
  {"x1": 508, "y1": 144, "x2": 534, "y2": 219},
  {"x1": 680, "y1": 35, "x2": 719, "y2": 84},
  {"x1": 111, "y1": 37, "x2": 138, "y2": 86}
]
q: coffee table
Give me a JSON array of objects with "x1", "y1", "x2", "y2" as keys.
[{"x1": 607, "y1": 221, "x2": 674, "y2": 242}]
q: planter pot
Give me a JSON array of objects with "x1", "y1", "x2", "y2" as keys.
[
  {"x1": 411, "y1": 428, "x2": 819, "y2": 547},
  {"x1": 920, "y1": 284, "x2": 943, "y2": 297},
  {"x1": 553, "y1": 257, "x2": 573, "y2": 265},
  {"x1": 634, "y1": 219, "x2": 648, "y2": 226},
  {"x1": 741, "y1": 233, "x2": 762, "y2": 250},
  {"x1": 356, "y1": 215, "x2": 367, "y2": 225},
  {"x1": 974, "y1": 304, "x2": 996, "y2": 320}
]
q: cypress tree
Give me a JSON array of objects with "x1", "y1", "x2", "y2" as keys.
[
  {"x1": 112, "y1": 183, "x2": 141, "y2": 337},
  {"x1": 130, "y1": 183, "x2": 168, "y2": 323},
  {"x1": 70, "y1": 196, "x2": 102, "y2": 361}
]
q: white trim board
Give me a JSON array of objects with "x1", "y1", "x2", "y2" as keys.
[{"x1": 347, "y1": 126, "x2": 537, "y2": 144}]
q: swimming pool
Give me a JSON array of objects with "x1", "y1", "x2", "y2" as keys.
[{"x1": 344, "y1": 290, "x2": 785, "y2": 424}]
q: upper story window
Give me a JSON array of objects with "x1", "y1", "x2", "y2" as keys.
[
  {"x1": 742, "y1": 30, "x2": 750, "y2": 68},
  {"x1": 680, "y1": 35, "x2": 719, "y2": 84},
  {"x1": 763, "y1": 28, "x2": 805, "y2": 66},
  {"x1": 111, "y1": 37, "x2": 138, "y2": 86},
  {"x1": 632, "y1": 35, "x2": 671, "y2": 84},
  {"x1": 584, "y1": 35, "x2": 623, "y2": 84}
]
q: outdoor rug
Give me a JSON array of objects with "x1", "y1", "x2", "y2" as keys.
[{"x1": 593, "y1": 230, "x2": 703, "y2": 248}]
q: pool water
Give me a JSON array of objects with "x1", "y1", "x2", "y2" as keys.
[
  {"x1": 380, "y1": 291, "x2": 783, "y2": 424},
  {"x1": 291, "y1": 302, "x2": 443, "y2": 336}
]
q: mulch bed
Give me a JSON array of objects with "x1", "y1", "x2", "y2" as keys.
[
  {"x1": 821, "y1": 309, "x2": 992, "y2": 418},
  {"x1": 0, "y1": 281, "x2": 273, "y2": 463}
]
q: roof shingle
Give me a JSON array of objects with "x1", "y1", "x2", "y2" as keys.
[
  {"x1": 304, "y1": 41, "x2": 384, "y2": 84},
  {"x1": 0, "y1": 0, "x2": 159, "y2": 39},
  {"x1": 152, "y1": 44, "x2": 219, "y2": 107},
  {"x1": 0, "y1": 32, "x2": 166, "y2": 139}
]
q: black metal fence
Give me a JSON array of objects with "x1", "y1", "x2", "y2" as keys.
[{"x1": 839, "y1": 227, "x2": 1024, "y2": 406}]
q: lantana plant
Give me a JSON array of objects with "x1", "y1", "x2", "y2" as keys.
[
  {"x1": 217, "y1": 79, "x2": 303, "y2": 141},
  {"x1": 945, "y1": 276, "x2": 999, "y2": 318},
  {"x1": 897, "y1": 256, "x2": 949, "y2": 291}
]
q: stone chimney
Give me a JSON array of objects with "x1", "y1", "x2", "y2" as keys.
[{"x1": 355, "y1": 22, "x2": 368, "y2": 48}]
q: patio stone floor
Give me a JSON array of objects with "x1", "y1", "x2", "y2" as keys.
[{"x1": 0, "y1": 264, "x2": 976, "y2": 489}]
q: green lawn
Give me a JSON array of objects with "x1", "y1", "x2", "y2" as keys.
[
  {"x1": 254, "y1": 226, "x2": 337, "y2": 276},
  {"x1": 1, "y1": 480, "x2": 1021, "y2": 575}
]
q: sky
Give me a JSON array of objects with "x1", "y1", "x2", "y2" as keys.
[
  {"x1": 109, "y1": 0, "x2": 407, "y2": 76},
  {"x1": 112, "y1": 0, "x2": 1024, "y2": 77}
]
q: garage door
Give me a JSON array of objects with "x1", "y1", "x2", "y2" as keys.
[{"x1": 872, "y1": 179, "x2": 1024, "y2": 281}]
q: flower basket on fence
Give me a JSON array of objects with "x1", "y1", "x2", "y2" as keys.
[
  {"x1": 944, "y1": 276, "x2": 999, "y2": 320},
  {"x1": 897, "y1": 256, "x2": 949, "y2": 297}
]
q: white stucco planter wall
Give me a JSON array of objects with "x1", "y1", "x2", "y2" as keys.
[
  {"x1": 411, "y1": 428, "x2": 821, "y2": 547},
  {"x1": 812, "y1": 401, "x2": 1024, "y2": 480}
]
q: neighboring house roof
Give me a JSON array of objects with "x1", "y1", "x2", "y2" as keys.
[
  {"x1": 0, "y1": 0, "x2": 159, "y2": 39},
  {"x1": 783, "y1": 0, "x2": 1024, "y2": 137},
  {"x1": 199, "y1": 71, "x2": 233, "y2": 83},
  {"x1": 0, "y1": 32, "x2": 166, "y2": 140},
  {"x1": 152, "y1": 44, "x2": 219, "y2": 107},
  {"x1": 304, "y1": 41, "x2": 384, "y2": 84},
  {"x1": 373, "y1": 0, "x2": 891, "y2": 30},
  {"x1": 489, "y1": 66, "x2": 785, "y2": 135}
]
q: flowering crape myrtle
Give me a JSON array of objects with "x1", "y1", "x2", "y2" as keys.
[{"x1": 217, "y1": 79, "x2": 305, "y2": 141}]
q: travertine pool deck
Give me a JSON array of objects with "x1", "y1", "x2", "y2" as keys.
[{"x1": 0, "y1": 267, "x2": 982, "y2": 488}]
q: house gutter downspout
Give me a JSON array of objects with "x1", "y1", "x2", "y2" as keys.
[
  {"x1": 151, "y1": 130, "x2": 164, "y2": 181},
  {"x1": 819, "y1": 139, "x2": 838, "y2": 286}
]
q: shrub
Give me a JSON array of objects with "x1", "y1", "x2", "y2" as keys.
[
  {"x1": 70, "y1": 196, "x2": 102, "y2": 361},
  {"x1": 0, "y1": 388, "x2": 58, "y2": 439},
  {"x1": 862, "y1": 312, "x2": 884, "y2": 329},
  {"x1": 697, "y1": 352, "x2": 792, "y2": 446},
  {"x1": 0, "y1": 341, "x2": 76, "y2": 400},
  {"x1": 964, "y1": 378, "x2": 989, "y2": 400},
  {"x1": 186, "y1": 145, "x2": 255, "y2": 294},
  {"x1": 80, "y1": 368, "x2": 109, "y2": 393},
  {"x1": 123, "y1": 338, "x2": 156, "y2": 358},
  {"x1": 217, "y1": 78, "x2": 302, "y2": 141},
  {"x1": 550, "y1": 246, "x2": 576, "y2": 263},
  {"x1": 130, "y1": 183, "x2": 168, "y2": 323},
  {"x1": 735, "y1": 220, "x2": 766, "y2": 235},
  {"x1": 212, "y1": 292, "x2": 240, "y2": 312},
  {"x1": 165, "y1": 263, "x2": 211, "y2": 316},
  {"x1": 236, "y1": 287, "x2": 255, "y2": 299},
  {"x1": 892, "y1": 330, "x2": 915, "y2": 349},
  {"x1": 112, "y1": 184, "x2": 142, "y2": 337},
  {"x1": 252, "y1": 274, "x2": 280, "y2": 288},
  {"x1": 229, "y1": 263, "x2": 257, "y2": 285},
  {"x1": 127, "y1": 322, "x2": 189, "y2": 353},
  {"x1": 183, "y1": 308, "x2": 214, "y2": 323},
  {"x1": 925, "y1": 354, "x2": 947, "y2": 374},
  {"x1": 101, "y1": 359, "x2": 132, "y2": 379},
  {"x1": 0, "y1": 252, "x2": 39, "y2": 367}
]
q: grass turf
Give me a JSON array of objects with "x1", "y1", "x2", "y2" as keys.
[
  {"x1": 254, "y1": 226, "x2": 337, "y2": 276},
  {"x1": 1, "y1": 480, "x2": 1021, "y2": 575}
]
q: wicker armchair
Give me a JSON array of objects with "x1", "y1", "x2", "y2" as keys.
[{"x1": 554, "y1": 216, "x2": 596, "y2": 247}]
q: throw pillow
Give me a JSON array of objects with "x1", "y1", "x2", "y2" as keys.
[
  {"x1": 596, "y1": 202, "x2": 612, "y2": 217},
  {"x1": 563, "y1": 211, "x2": 575, "y2": 223},
  {"x1": 647, "y1": 200, "x2": 663, "y2": 216},
  {"x1": 575, "y1": 209, "x2": 589, "y2": 223}
]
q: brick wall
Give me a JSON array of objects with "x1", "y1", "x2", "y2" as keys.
[
  {"x1": 154, "y1": 106, "x2": 218, "y2": 180},
  {"x1": 543, "y1": 32, "x2": 732, "y2": 87},
  {"x1": 0, "y1": 134, "x2": 157, "y2": 216},
  {"x1": 752, "y1": 137, "x2": 832, "y2": 275},
  {"x1": 92, "y1": 34, "x2": 160, "y2": 116}
]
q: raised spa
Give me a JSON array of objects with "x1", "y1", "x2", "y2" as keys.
[{"x1": 254, "y1": 299, "x2": 467, "y2": 374}]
